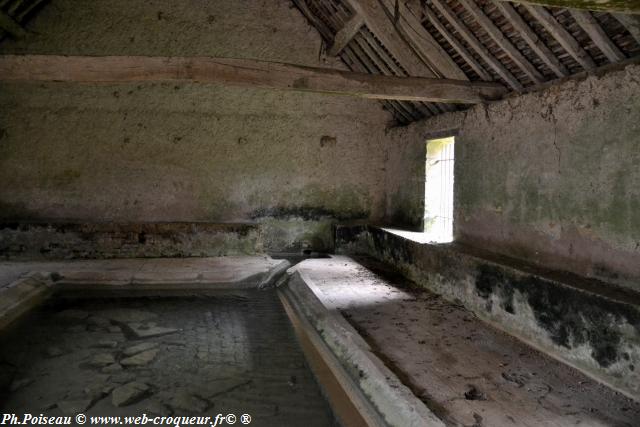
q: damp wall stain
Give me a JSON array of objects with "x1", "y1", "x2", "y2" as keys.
[{"x1": 474, "y1": 264, "x2": 640, "y2": 369}]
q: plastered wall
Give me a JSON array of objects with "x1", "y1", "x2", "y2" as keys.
[
  {"x1": 0, "y1": 0, "x2": 392, "y2": 252},
  {"x1": 387, "y1": 64, "x2": 640, "y2": 291}
]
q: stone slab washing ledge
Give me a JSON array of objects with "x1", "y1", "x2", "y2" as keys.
[
  {"x1": 0, "y1": 256, "x2": 288, "y2": 329},
  {"x1": 336, "y1": 225, "x2": 640, "y2": 402}
]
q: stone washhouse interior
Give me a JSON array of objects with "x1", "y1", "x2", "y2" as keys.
[{"x1": 1, "y1": 0, "x2": 640, "y2": 426}]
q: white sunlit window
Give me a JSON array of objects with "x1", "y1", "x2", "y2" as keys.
[{"x1": 424, "y1": 137, "x2": 455, "y2": 243}]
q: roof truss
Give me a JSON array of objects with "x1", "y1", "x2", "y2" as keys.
[{"x1": 294, "y1": 0, "x2": 639, "y2": 125}]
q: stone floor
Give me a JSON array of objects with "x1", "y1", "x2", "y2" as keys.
[
  {"x1": 0, "y1": 290, "x2": 337, "y2": 426},
  {"x1": 292, "y1": 255, "x2": 640, "y2": 427}
]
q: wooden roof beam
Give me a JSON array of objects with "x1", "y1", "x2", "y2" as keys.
[
  {"x1": 614, "y1": 13, "x2": 640, "y2": 44},
  {"x1": 493, "y1": 1, "x2": 640, "y2": 14},
  {"x1": 291, "y1": 0, "x2": 333, "y2": 40},
  {"x1": 571, "y1": 10, "x2": 626, "y2": 62},
  {"x1": 524, "y1": 5, "x2": 597, "y2": 70},
  {"x1": 459, "y1": 0, "x2": 544, "y2": 83},
  {"x1": 341, "y1": 0, "x2": 437, "y2": 77},
  {"x1": 0, "y1": 55, "x2": 508, "y2": 104},
  {"x1": 430, "y1": 0, "x2": 524, "y2": 91},
  {"x1": 328, "y1": 14, "x2": 364, "y2": 56},
  {"x1": 378, "y1": 0, "x2": 468, "y2": 80},
  {"x1": 341, "y1": 46, "x2": 418, "y2": 123},
  {"x1": 352, "y1": 32, "x2": 441, "y2": 116},
  {"x1": 493, "y1": 1, "x2": 569, "y2": 77},
  {"x1": 422, "y1": 5, "x2": 493, "y2": 81},
  {"x1": 351, "y1": 37, "x2": 428, "y2": 119},
  {"x1": 0, "y1": 9, "x2": 27, "y2": 38}
]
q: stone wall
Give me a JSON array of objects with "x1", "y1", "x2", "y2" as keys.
[
  {"x1": 0, "y1": 0, "x2": 392, "y2": 254},
  {"x1": 385, "y1": 64, "x2": 640, "y2": 291},
  {"x1": 0, "y1": 222, "x2": 261, "y2": 259}
]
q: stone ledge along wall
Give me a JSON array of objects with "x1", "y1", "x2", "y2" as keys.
[
  {"x1": 384, "y1": 63, "x2": 640, "y2": 293},
  {"x1": 0, "y1": 0, "x2": 392, "y2": 257},
  {"x1": 335, "y1": 225, "x2": 640, "y2": 401}
]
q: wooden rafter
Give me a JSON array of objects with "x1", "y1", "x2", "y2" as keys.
[
  {"x1": 378, "y1": 0, "x2": 468, "y2": 80},
  {"x1": 0, "y1": 55, "x2": 508, "y2": 104},
  {"x1": 294, "y1": 1, "x2": 429, "y2": 122},
  {"x1": 571, "y1": 10, "x2": 625, "y2": 62},
  {"x1": 297, "y1": 2, "x2": 419, "y2": 123},
  {"x1": 348, "y1": 32, "x2": 419, "y2": 118},
  {"x1": 459, "y1": 0, "x2": 544, "y2": 83},
  {"x1": 291, "y1": 0, "x2": 333, "y2": 40},
  {"x1": 341, "y1": 0, "x2": 437, "y2": 77},
  {"x1": 493, "y1": 0, "x2": 640, "y2": 14},
  {"x1": 613, "y1": 13, "x2": 640, "y2": 44},
  {"x1": 421, "y1": 4, "x2": 493, "y2": 80},
  {"x1": 493, "y1": 1, "x2": 569, "y2": 77},
  {"x1": 524, "y1": 5, "x2": 597, "y2": 70},
  {"x1": 357, "y1": 25, "x2": 450, "y2": 114},
  {"x1": 328, "y1": 14, "x2": 364, "y2": 56},
  {"x1": 342, "y1": 47, "x2": 422, "y2": 122},
  {"x1": 0, "y1": 9, "x2": 27, "y2": 38},
  {"x1": 319, "y1": 2, "x2": 431, "y2": 119},
  {"x1": 354, "y1": 31, "x2": 439, "y2": 116},
  {"x1": 329, "y1": 1, "x2": 448, "y2": 115},
  {"x1": 430, "y1": 0, "x2": 524, "y2": 91}
]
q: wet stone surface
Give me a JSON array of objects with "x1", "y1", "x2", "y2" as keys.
[{"x1": 0, "y1": 291, "x2": 337, "y2": 426}]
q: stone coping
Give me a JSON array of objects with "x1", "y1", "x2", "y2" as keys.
[
  {"x1": 283, "y1": 261, "x2": 445, "y2": 427},
  {"x1": 0, "y1": 257, "x2": 288, "y2": 327}
]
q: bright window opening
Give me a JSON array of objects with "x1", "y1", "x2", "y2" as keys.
[{"x1": 424, "y1": 137, "x2": 455, "y2": 243}]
